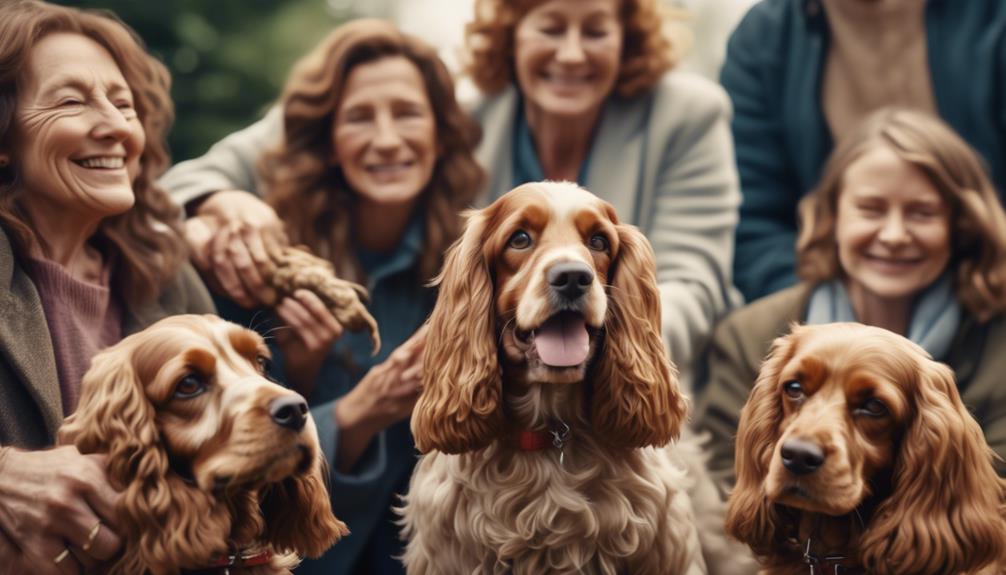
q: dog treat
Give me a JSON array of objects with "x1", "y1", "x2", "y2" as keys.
[{"x1": 261, "y1": 241, "x2": 380, "y2": 354}]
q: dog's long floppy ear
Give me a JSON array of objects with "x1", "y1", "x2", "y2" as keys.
[
  {"x1": 725, "y1": 328, "x2": 794, "y2": 557},
  {"x1": 262, "y1": 418, "x2": 349, "y2": 557},
  {"x1": 591, "y1": 224, "x2": 686, "y2": 449},
  {"x1": 859, "y1": 359, "x2": 1006, "y2": 574},
  {"x1": 60, "y1": 343, "x2": 232, "y2": 574},
  {"x1": 412, "y1": 209, "x2": 503, "y2": 454}
]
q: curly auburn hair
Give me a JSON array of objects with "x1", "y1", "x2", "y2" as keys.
[
  {"x1": 0, "y1": 0, "x2": 186, "y2": 308},
  {"x1": 797, "y1": 107, "x2": 1006, "y2": 320},
  {"x1": 260, "y1": 19, "x2": 484, "y2": 282},
  {"x1": 465, "y1": 0, "x2": 682, "y2": 98}
]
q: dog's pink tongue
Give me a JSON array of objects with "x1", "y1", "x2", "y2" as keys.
[{"x1": 533, "y1": 312, "x2": 589, "y2": 367}]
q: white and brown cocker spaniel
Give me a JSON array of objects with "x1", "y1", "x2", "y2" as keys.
[
  {"x1": 400, "y1": 182, "x2": 745, "y2": 575},
  {"x1": 727, "y1": 323, "x2": 1006, "y2": 575},
  {"x1": 59, "y1": 314, "x2": 347, "y2": 574}
]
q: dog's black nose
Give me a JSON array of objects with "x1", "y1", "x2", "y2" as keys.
[
  {"x1": 270, "y1": 395, "x2": 309, "y2": 432},
  {"x1": 780, "y1": 438, "x2": 825, "y2": 475},
  {"x1": 547, "y1": 262, "x2": 594, "y2": 300}
]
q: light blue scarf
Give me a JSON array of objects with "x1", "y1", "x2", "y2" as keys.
[{"x1": 805, "y1": 274, "x2": 961, "y2": 360}]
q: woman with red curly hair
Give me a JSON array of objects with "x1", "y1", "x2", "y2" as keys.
[
  {"x1": 0, "y1": 0, "x2": 213, "y2": 572},
  {"x1": 467, "y1": 0, "x2": 741, "y2": 388}
]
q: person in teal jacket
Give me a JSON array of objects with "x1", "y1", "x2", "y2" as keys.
[
  {"x1": 161, "y1": 20, "x2": 483, "y2": 574},
  {"x1": 725, "y1": 0, "x2": 1006, "y2": 302}
]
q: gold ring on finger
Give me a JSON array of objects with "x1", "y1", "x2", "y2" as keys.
[
  {"x1": 53, "y1": 547, "x2": 71, "y2": 564},
  {"x1": 81, "y1": 521, "x2": 101, "y2": 552}
]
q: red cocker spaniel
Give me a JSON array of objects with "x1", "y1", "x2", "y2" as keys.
[
  {"x1": 59, "y1": 314, "x2": 347, "y2": 574},
  {"x1": 727, "y1": 322, "x2": 1006, "y2": 575},
  {"x1": 400, "y1": 182, "x2": 736, "y2": 574}
]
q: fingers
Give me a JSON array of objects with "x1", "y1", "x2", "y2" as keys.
[
  {"x1": 34, "y1": 538, "x2": 82, "y2": 575},
  {"x1": 208, "y1": 223, "x2": 278, "y2": 307},
  {"x1": 68, "y1": 519, "x2": 120, "y2": 564},
  {"x1": 275, "y1": 291, "x2": 343, "y2": 352},
  {"x1": 78, "y1": 455, "x2": 119, "y2": 531},
  {"x1": 228, "y1": 227, "x2": 268, "y2": 297},
  {"x1": 275, "y1": 298, "x2": 317, "y2": 350},
  {"x1": 0, "y1": 528, "x2": 35, "y2": 575},
  {"x1": 295, "y1": 290, "x2": 344, "y2": 341},
  {"x1": 183, "y1": 215, "x2": 218, "y2": 271},
  {"x1": 210, "y1": 223, "x2": 256, "y2": 307}
]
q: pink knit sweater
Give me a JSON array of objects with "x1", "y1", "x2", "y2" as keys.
[{"x1": 26, "y1": 257, "x2": 121, "y2": 415}]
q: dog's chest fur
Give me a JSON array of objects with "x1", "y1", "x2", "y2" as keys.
[{"x1": 402, "y1": 437, "x2": 700, "y2": 575}]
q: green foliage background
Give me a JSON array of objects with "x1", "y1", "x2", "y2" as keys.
[{"x1": 55, "y1": 0, "x2": 343, "y2": 163}]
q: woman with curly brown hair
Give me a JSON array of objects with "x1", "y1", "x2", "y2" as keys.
[
  {"x1": 0, "y1": 1, "x2": 213, "y2": 572},
  {"x1": 162, "y1": 19, "x2": 484, "y2": 575},
  {"x1": 465, "y1": 0, "x2": 741, "y2": 388},
  {"x1": 696, "y1": 108, "x2": 1006, "y2": 487}
]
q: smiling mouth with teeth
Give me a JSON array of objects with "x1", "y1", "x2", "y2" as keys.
[
  {"x1": 74, "y1": 157, "x2": 125, "y2": 169},
  {"x1": 366, "y1": 160, "x2": 415, "y2": 172}
]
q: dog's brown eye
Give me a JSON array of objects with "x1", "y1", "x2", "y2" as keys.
[
  {"x1": 507, "y1": 230, "x2": 532, "y2": 250},
  {"x1": 588, "y1": 234, "x2": 609, "y2": 252},
  {"x1": 256, "y1": 355, "x2": 273, "y2": 374},
  {"x1": 857, "y1": 398, "x2": 888, "y2": 418},
  {"x1": 175, "y1": 374, "x2": 207, "y2": 399},
  {"x1": 783, "y1": 380, "x2": 804, "y2": 400}
]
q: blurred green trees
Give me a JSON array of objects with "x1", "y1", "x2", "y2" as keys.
[{"x1": 56, "y1": 0, "x2": 342, "y2": 162}]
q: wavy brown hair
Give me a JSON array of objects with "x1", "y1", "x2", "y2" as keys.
[
  {"x1": 0, "y1": 0, "x2": 185, "y2": 307},
  {"x1": 465, "y1": 0, "x2": 682, "y2": 98},
  {"x1": 796, "y1": 108, "x2": 1006, "y2": 321},
  {"x1": 260, "y1": 19, "x2": 484, "y2": 283}
]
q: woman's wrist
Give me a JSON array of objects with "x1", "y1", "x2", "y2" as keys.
[
  {"x1": 333, "y1": 392, "x2": 376, "y2": 436},
  {"x1": 332, "y1": 395, "x2": 385, "y2": 474}
]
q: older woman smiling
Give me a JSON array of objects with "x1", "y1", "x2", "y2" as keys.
[
  {"x1": 466, "y1": 0, "x2": 741, "y2": 387},
  {"x1": 0, "y1": 1, "x2": 213, "y2": 573},
  {"x1": 697, "y1": 108, "x2": 1006, "y2": 486}
]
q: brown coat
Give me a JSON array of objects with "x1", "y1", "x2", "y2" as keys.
[
  {"x1": 695, "y1": 283, "x2": 1006, "y2": 485},
  {"x1": 0, "y1": 226, "x2": 214, "y2": 448}
]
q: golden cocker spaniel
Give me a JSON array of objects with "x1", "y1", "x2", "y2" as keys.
[
  {"x1": 726, "y1": 322, "x2": 1006, "y2": 575},
  {"x1": 400, "y1": 182, "x2": 733, "y2": 574},
  {"x1": 59, "y1": 314, "x2": 347, "y2": 575}
]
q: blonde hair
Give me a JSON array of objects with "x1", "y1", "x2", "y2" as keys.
[
  {"x1": 465, "y1": 0, "x2": 684, "y2": 98},
  {"x1": 797, "y1": 108, "x2": 1006, "y2": 320}
]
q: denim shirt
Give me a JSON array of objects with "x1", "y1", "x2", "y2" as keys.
[{"x1": 214, "y1": 217, "x2": 433, "y2": 575}]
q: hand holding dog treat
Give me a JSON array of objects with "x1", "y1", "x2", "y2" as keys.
[{"x1": 258, "y1": 232, "x2": 381, "y2": 354}]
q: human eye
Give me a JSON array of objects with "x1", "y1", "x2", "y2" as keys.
[
  {"x1": 908, "y1": 204, "x2": 941, "y2": 220},
  {"x1": 583, "y1": 18, "x2": 614, "y2": 39},
  {"x1": 55, "y1": 93, "x2": 85, "y2": 107},
  {"x1": 856, "y1": 202, "x2": 884, "y2": 217},
  {"x1": 395, "y1": 103, "x2": 427, "y2": 119},
  {"x1": 535, "y1": 17, "x2": 564, "y2": 36},
  {"x1": 342, "y1": 107, "x2": 372, "y2": 124}
]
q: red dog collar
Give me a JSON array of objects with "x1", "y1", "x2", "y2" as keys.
[
  {"x1": 513, "y1": 430, "x2": 552, "y2": 451},
  {"x1": 184, "y1": 549, "x2": 274, "y2": 574}
]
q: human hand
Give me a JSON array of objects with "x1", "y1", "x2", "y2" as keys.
[
  {"x1": 337, "y1": 324, "x2": 428, "y2": 433},
  {"x1": 274, "y1": 289, "x2": 345, "y2": 396},
  {"x1": 0, "y1": 446, "x2": 122, "y2": 575},
  {"x1": 184, "y1": 190, "x2": 283, "y2": 307}
]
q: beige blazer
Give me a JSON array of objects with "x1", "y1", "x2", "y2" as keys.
[{"x1": 471, "y1": 72, "x2": 743, "y2": 387}]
